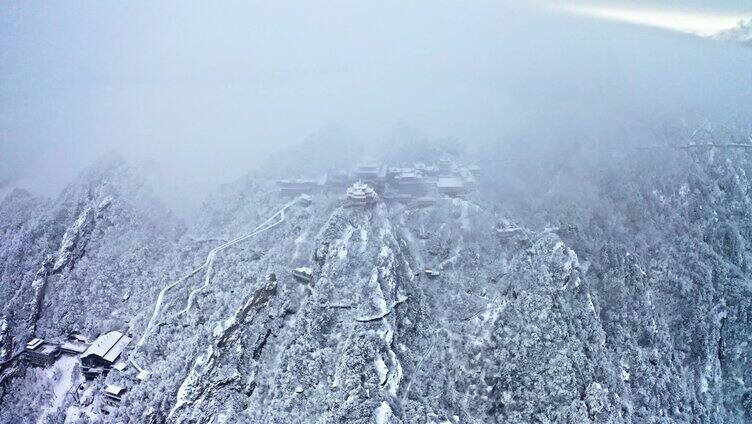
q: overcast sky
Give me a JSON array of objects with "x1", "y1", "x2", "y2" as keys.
[
  {"x1": 549, "y1": 1, "x2": 752, "y2": 35},
  {"x1": 2, "y1": 1, "x2": 752, "y2": 201},
  {"x1": 578, "y1": 0, "x2": 749, "y2": 10}
]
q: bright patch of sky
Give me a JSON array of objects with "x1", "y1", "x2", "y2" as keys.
[{"x1": 546, "y1": 1, "x2": 752, "y2": 36}]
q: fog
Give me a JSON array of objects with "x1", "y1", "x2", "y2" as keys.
[{"x1": 2, "y1": 1, "x2": 752, "y2": 209}]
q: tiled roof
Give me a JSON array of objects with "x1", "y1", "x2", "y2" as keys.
[{"x1": 81, "y1": 331, "x2": 131, "y2": 363}]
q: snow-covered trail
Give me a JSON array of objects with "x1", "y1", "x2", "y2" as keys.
[
  {"x1": 131, "y1": 199, "x2": 298, "y2": 369},
  {"x1": 135, "y1": 266, "x2": 204, "y2": 348},
  {"x1": 175, "y1": 203, "x2": 291, "y2": 316}
]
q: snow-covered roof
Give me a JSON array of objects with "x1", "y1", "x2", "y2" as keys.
[
  {"x1": 104, "y1": 385, "x2": 126, "y2": 396},
  {"x1": 293, "y1": 267, "x2": 313, "y2": 275},
  {"x1": 26, "y1": 338, "x2": 44, "y2": 350},
  {"x1": 60, "y1": 341, "x2": 88, "y2": 354},
  {"x1": 396, "y1": 172, "x2": 422, "y2": 180},
  {"x1": 347, "y1": 181, "x2": 377, "y2": 200},
  {"x1": 437, "y1": 177, "x2": 464, "y2": 189},
  {"x1": 113, "y1": 362, "x2": 127, "y2": 372},
  {"x1": 81, "y1": 331, "x2": 131, "y2": 363}
]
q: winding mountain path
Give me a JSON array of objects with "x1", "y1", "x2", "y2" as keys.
[
  {"x1": 131, "y1": 198, "x2": 299, "y2": 370},
  {"x1": 175, "y1": 202, "x2": 292, "y2": 316}
]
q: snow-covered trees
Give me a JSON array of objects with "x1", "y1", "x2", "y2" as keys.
[{"x1": 3, "y1": 136, "x2": 752, "y2": 423}]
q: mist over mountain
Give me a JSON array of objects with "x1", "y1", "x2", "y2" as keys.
[
  {"x1": 3, "y1": 1, "x2": 752, "y2": 203},
  {"x1": 3, "y1": 118, "x2": 752, "y2": 423},
  {"x1": 715, "y1": 19, "x2": 752, "y2": 45},
  {"x1": 3, "y1": 1, "x2": 752, "y2": 423}
]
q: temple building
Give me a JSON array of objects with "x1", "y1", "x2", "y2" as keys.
[
  {"x1": 437, "y1": 177, "x2": 465, "y2": 196},
  {"x1": 355, "y1": 161, "x2": 382, "y2": 181},
  {"x1": 437, "y1": 157, "x2": 453, "y2": 175},
  {"x1": 275, "y1": 155, "x2": 481, "y2": 200},
  {"x1": 346, "y1": 181, "x2": 379, "y2": 206},
  {"x1": 393, "y1": 171, "x2": 428, "y2": 196}
]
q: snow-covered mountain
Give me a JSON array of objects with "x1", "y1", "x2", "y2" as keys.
[{"x1": 1, "y1": 138, "x2": 752, "y2": 423}]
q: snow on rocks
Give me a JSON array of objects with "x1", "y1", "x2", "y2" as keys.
[
  {"x1": 170, "y1": 278, "x2": 278, "y2": 421},
  {"x1": 360, "y1": 227, "x2": 369, "y2": 253},
  {"x1": 374, "y1": 355, "x2": 389, "y2": 386},
  {"x1": 336, "y1": 226, "x2": 355, "y2": 260},
  {"x1": 355, "y1": 269, "x2": 390, "y2": 322},
  {"x1": 381, "y1": 328, "x2": 403, "y2": 397},
  {"x1": 0, "y1": 316, "x2": 8, "y2": 360},
  {"x1": 53, "y1": 205, "x2": 97, "y2": 272},
  {"x1": 374, "y1": 401, "x2": 394, "y2": 424}
]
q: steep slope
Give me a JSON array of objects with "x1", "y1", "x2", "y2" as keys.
[
  {"x1": 0, "y1": 155, "x2": 185, "y2": 422},
  {"x1": 165, "y1": 195, "x2": 620, "y2": 423},
  {"x1": 493, "y1": 143, "x2": 752, "y2": 422},
  {"x1": 167, "y1": 203, "x2": 401, "y2": 422},
  {"x1": 2, "y1": 143, "x2": 752, "y2": 423}
]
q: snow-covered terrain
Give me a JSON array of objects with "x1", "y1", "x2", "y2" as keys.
[{"x1": 1, "y1": 140, "x2": 752, "y2": 423}]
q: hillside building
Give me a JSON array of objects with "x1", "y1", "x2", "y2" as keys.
[
  {"x1": 393, "y1": 171, "x2": 429, "y2": 196},
  {"x1": 437, "y1": 157, "x2": 453, "y2": 175},
  {"x1": 386, "y1": 166, "x2": 405, "y2": 182},
  {"x1": 292, "y1": 267, "x2": 313, "y2": 283},
  {"x1": 424, "y1": 269, "x2": 441, "y2": 278},
  {"x1": 80, "y1": 331, "x2": 132, "y2": 379},
  {"x1": 100, "y1": 385, "x2": 126, "y2": 414},
  {"x1": 355, "y1": 162, "x2": 381, "y2": 181},
  {"x1": 437, "y1": 177, "x2": 465, "y2": 196},
  {"x1": 23, "y1": 338, "x2": 61, "y2": 367},
  {"x1": 103, "y1": 385, "x2": 126, "y2": 403}
]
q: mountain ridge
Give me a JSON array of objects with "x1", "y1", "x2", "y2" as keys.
[{"x1": 1, "y1": 141, "x2": 752, "y2": 422}]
